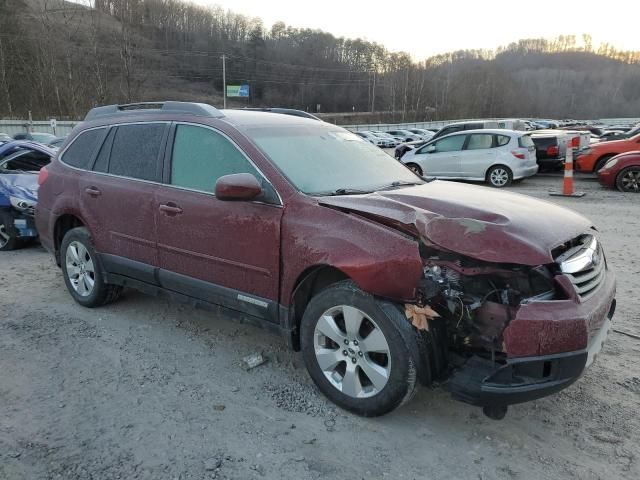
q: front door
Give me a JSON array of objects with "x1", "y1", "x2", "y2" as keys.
[{"x1": 155, "y1": 123, "x2": 283, "y2": 321}]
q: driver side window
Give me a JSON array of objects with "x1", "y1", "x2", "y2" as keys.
[
  {"x1": 433, "y1": 134, "x2": 466, "y2": 153},
  {"x1": 171, "y1": 124, "x2": 261, "y2": 193}
]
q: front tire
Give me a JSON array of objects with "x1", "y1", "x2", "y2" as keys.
[
  {"x1": 0, "y1": 212, "x2": 19, "y2": 251},
  {"x1": 60, "y1": 227, "x2": 122, "y2": 307},
  {"x1": 406, "y1": 163, "x2": 423, "y2": 177},
  {"x1": 486, "y1": 165, "x2": 512, "y2": 188},
  {"x1": 616, "y1": 166, "x2": 640, "y2": 192},
  {"x1": 300, "y1": 281, "x2": 418, "y2": 416}
]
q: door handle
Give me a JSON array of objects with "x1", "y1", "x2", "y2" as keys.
[
  {"x1": 85, "y1": 186, "x2": 101, "y2": 197},
  {"x1": 159, "y1": 203, "x2": 183, "y2": 215}
]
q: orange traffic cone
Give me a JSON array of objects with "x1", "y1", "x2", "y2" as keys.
[{"x1": 550, "y1": 144, "x2": 585, "y2": 197}]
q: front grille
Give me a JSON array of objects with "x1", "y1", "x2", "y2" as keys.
[{"x1": 555, "y1": 235, "x2": 606, "y2": 301}]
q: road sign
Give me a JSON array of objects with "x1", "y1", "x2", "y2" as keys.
[{"x1": 226, "y1": 85, "x2": 250, "y2": 98}]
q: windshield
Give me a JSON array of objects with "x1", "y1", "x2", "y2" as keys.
[{"x1": 247, "y1": 124, "x2": 422, "y2": 195}]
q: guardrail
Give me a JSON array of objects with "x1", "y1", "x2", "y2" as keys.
[{"x1": 0, "y1": 119, "x2": 79, "y2": 137}]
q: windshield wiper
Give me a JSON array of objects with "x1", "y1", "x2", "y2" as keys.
[
  {"x1": 313, "y1": 187, "x2": 372, "y2": 196},
  {"x1": 376, "y1": 181, "x2": 423, "y2": 191}
]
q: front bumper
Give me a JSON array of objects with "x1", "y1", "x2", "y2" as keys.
[
  {"x1": 449, "y1": 303, "x2": 614, "y2": 407},
  {"x1": 597, "y1": 169, "x2": 616, "y2": 188},
  {"x1": 1, "y1": 208, "x2": 38, "y2": 239},
  {"x1": 448, "y1": 266, "x2": 616, "y2": 407}
]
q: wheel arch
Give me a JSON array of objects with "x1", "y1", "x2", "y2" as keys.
[
  {"x1": 288, "y1": 264, "x2": 351, "y2": 351},
  {"x1": 594, "y1": 153, "x2": 616, "y2": 172},
  {"x1": 53, "y1": 213, "x2": 85, "y2": 265}
]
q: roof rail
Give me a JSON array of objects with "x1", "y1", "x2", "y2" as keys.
[{"x1": 84, "y1": 101, "x2": 224, "y2": 121}]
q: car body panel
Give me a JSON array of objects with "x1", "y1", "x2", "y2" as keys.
[
  {"x1": 576, "y1": 133, "x2": 640, "y2": 172},
  {"x1": 597, "y1": 151, "x2": 640, "y2": 190},
  {"x1": 317, "y1": 181, "x2": 592, "y2": 266}
]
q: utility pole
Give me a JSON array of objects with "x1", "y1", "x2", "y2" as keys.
[
  {"x1": 222, "y1": 54, "x2": 226, "y2": 109},
  {"x1": 371, "y1": 68, "x2": 376, "y2": 113}
]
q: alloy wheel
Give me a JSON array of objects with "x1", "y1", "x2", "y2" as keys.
[
  {"x1": 490, "y1": 168, "x2": 509, "y2": 187},
  {"x1": 620, "y1": 169, "x2": 640, "y2": 192},
  {"x1": 313, "y1": 305, "x2": 391, "y2": 398},
  {"x1": 65, "y1": 241, "x2": 96, "y2": 297}
]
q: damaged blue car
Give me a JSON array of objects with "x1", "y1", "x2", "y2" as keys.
[{"x1": 0, "y1": 141, "x2": 56, "y2": 250}]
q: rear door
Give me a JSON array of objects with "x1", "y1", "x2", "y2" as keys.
[
  {"x1": 415, "y1": 134, "x2": 466, "y2": 176},
  {"x1": 155, "y1": 123, "x2": 283, "y2": 321},
  {"x1": 75, "y1": 122, "x2": 168, "y2": 283},
  {"x1": 461, "y1": 133, "x2": 495, "y2": 178}
]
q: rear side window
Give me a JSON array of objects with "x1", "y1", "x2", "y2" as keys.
[
  {"x1": 466, "y1": 134, "x2": 494, "y2": 150},
  {"x1": 170, "y1": 124, "x2": 260, "y2": 193},
  {"x1": 496, "y1": 135, "x2": 511, "y2": 146},
  {"x1": 61, "y1": 128, "x2": 106, "y2": 169},
  {"x1": 519, "y1": 135, "x2": 535, "y2": 148},
  {"x1": 108, "y1": 124, "x2": 165, "y2": 181}
]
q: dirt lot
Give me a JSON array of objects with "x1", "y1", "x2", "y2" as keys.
[{"x1": 1, "y1": 173, "x2": 639, "y2": 480}]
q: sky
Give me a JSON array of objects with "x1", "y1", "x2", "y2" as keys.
[{"x1": 190, "y1": 0, "x2": 640, "y2": 60}]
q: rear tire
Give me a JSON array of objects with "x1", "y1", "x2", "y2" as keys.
[
  {"x1": 60, "y1": 227, "x2": 122, "y2": 308},
  {"x1": 0, "y1": 212, "x2": 19, "y2": 251},
  {"x1": 406, "y1": 163, "x2": 423, "y2": 177},
  {"x1": 486, "y1": 165, "x2": 512, "y2": 188},
  {"x1": 300, "y1": 281, "x2": 419, "y2": 416}
]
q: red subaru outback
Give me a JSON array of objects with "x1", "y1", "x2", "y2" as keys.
[{"x1": 36, "y1": 102, "x2": 616, "y2": 419}]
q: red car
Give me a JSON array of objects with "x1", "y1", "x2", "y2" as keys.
[
  {"x1": 575, "y1": 133, "x2": 640, "y2": 172},
  {"x1": 35, "y1": 102, "x2": 616, "y2": 419},
  {"x1": 597, "y1": 151, "x2": 640, "y2": 192}
]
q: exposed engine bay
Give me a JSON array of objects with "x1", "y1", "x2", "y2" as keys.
[{"x1": 416, "y1": 244, "x2": 557, "y2": 360}]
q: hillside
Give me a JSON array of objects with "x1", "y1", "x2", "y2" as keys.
[{"x1": 1, "y1": 0, "x2": 639, "y2": 121}]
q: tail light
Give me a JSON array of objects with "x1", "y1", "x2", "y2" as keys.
[
  {"x1": 511, "y1": 151, "x2": 526, "y2": 159},
  {"x1": 570, "y1": 136, "x2": 580, "y2": 148},
  {"x1": 38, "y1": 166, "x2": 49, "y2": 186},
  {"x1": 547, "y1": 145, "x2": 559, "y2": 156}
]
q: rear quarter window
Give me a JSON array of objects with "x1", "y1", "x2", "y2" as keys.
[
  {"x1": 61, "y1": 128, "x2": 106, "y2": 169},
  {"x1": 496, "y1": 135, "x2": 511, "y2": 146},
  {"x1": 518, "y1": 135, "x2": 535, "y2": 148}
]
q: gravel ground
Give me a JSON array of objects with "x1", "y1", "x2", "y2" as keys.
[{"x1": 1, "y1": 173, "x2": 639, "y2": 480}]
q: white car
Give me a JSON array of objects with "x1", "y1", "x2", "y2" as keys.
[
  {"x1": 353, "y1": 131, "x2": 384, "y2": 147},
  {"x1": 407, "y1": 128, "x2": 435, "y2": 141},
  {"x1": 400, "y1": 129, "x2": 539, "y2": 188},
  {"x1": 369, "y1": 131, "x2": 399, "y2": 147}
]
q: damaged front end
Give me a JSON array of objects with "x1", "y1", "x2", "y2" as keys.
[
  {"x1": 412, "y1": 236, "x2": 616, "y2": 419},
  {"x1": 0, "y1": 174, "x2": 39, "y2": 249}
]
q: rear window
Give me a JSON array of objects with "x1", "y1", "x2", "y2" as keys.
[
  {"x1": 531, "y1": 137, "x2": 555, "y2": 148},
  {"x1": 61, "y1": 128, "x2": 106, "y2": 169},
  {"x1": 518, "y1": 135, "x2": 535, "y2": 148},
  {"x1": 108, "y1": 123, "x2": 165, "y2": 181}
]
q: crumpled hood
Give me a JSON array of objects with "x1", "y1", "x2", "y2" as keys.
[{"x1": 318, "y1": 181, "x2": 593, "y2": 266}]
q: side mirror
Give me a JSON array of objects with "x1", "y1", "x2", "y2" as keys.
[
  {"x1": 215, "y1": 173, "x2": 262, "y2": 201},
  {"x1": 426, "y1": 145, "x2": 436, "y2": 153}
]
